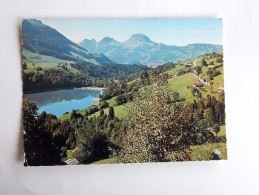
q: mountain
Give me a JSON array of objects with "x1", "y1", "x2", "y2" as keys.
[
  {"x1": 123, "y1": 34, "x2": 155, "y2": 47},
  {"x1": 22, "y1": 19, "x2": 114, "y2": 65},
  {"x1": 80, "y1": 37, "x2": 123, "y2": 56},
  {"x1": 79, "y1": 39, "x2": 98, "y2": 52},
  {"x1": 79, "y1": 33, "x2": 222, "y2": 66}
]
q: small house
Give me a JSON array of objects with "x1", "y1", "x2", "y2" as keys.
[
  {"x1": 92, "y1": 102, "x2": 101, "y2": 106},
  {"x1": 194, "y1": 82, "x2": 204, "y2": 88},
  {"x1": 217, "y1": 87, "x2": 224, "y2": 93},
  {"x1": 208, "y1": 65, "x2": 215, "y2": 69}
]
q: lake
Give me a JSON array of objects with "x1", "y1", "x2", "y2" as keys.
[{"x1": 24, "y1": 88, "x2": 101, "y2": 117}]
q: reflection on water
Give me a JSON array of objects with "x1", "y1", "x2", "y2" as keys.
[{"x1": 24, "y1": 89, "x2": 101, "y2": 117}]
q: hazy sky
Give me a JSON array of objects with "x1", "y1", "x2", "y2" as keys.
[{"x1": 41, "y1": 18, "x2": 222, "y2": 46}]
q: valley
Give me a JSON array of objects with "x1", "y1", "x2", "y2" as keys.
[{"x1": 22, "y1": 19, "x2": 226, "y2": 166}]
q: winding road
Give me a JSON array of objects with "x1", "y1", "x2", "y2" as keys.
[
  {"x1": 191, "y1": 73, "x2": 210, "y2": 86},
  {"x1": 191, "y1": 58, "x2": 210, "y2": 86}
]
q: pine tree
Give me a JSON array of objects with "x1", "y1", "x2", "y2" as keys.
[{"x1": 108, "y1": 107, "x2": 115, "y2": 119}]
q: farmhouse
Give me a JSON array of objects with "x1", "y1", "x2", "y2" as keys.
[
  {"x1": 193, "y1": 82, "x2": 204, "y2": 88},
  {"x1": 217, "y1": 87, "x2": 224, "y2": 93},
  {"x1": 208, "y1": 65, "x2": 215, "y2": 69},
  {"x1": 92, "y1": 102, "x2": 101, "y2": 106}
]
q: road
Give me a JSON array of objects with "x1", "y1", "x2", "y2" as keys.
[
  {"x1": 191, "y1": 73, "x2": 210, "y2": 86},
  {"x1": 191, "y1": 58, "x2": 210, "y2": 86}
]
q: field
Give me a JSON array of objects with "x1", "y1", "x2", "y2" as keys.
[
  {"x1": 22, "y1": 49, "x2": 80, "y2": 74},
  {"x1": 166, "y1": 65, "x2": 185, "y2": 76},
  {"x1": 213, "y1": 66, "x2": 224, "y2": 87},
  {"x1": 168, "y1": 73, "x2": 197, "y2": 102}
]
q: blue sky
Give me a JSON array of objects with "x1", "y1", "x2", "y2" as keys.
[{"x1": 41, "y1": 18, "x2": 222, "y2": 46}]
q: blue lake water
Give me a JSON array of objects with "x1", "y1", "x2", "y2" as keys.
[{"x1": 24, "y1": 88, "x2": 101, "y2": 117}]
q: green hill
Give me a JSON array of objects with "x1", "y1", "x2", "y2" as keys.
[{"x1": 22, "y1": 19, "x2": 114, "y2": 65}]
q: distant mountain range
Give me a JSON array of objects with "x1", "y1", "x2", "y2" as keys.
[
  {"x1": 22, "y1": 19, "x2": 114, "y2": 65},
  {"x1": 22, "y1": 19, "x2": 223, "y2": 67},
  {"x1": 79, "y1": 34, "x2": 223, "y2": 66}
]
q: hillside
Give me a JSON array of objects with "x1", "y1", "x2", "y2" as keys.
[
  {"x1": 60, "y1": 54, "x2": 225, "y2": 120},
  {"x1": 79, "y1": 33, "x2": 222, "y2": 66},
  {"x1": 22, "y1": 19, "x2": 114, "y2": 65}
]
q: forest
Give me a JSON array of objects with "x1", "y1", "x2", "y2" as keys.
[{"x1": 23, "y1": 62, "x2": 149, "y2": 93}]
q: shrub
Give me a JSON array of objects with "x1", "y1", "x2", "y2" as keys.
[
  {"x1": 74, "y1": 129, "x2": 109, "y2": 163},
  {"x1": 118, "y1": 83, "x2": 193, "y2": 163}
]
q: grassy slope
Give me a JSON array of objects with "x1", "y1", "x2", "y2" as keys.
[
  {"x1": 91, "y1": 158, "x2": 117, "y2": 164},
  {"x1": 191, "y1": 143, "x2": 227, "y2": 161},
  {"x1": 168, "y1": 73, "x2": 197, "y2": 102},
  {"x1": 196, "y1": 56, "x2": 224, "y2": 88},
  {"x1": 91, "y1": 143, "x2": 228, "y2": 163},
  {"x1": 90, "y1": 104, "x2": 129, "y2": 119},
  {"x1": 172, "y1": 60, "x2": 226, "y2": 161},
  {"x1": 59, "y1": 96, "x2": 126, "y2": 121},
  {"x1": 66, "y1": 149, "x2": 73, "y2": 160},
  {"x1": 60, "y1": 59, "x2": 226, "y2": 163},
  {"x1": 213, "y1": 66, "x2": 224, "y2": 87},
  {"x1": 59, "y1": 63, "x2": 223, "y2": 121},
  {"x1": 165, "y1": 65, "x2": 185, "y2": 76},
  {"x1": 23, "y1": 49, "x2": 80, "y2": 74},
  {"x1": 218, "y1": 125, "x2": 226, "y2": 137},
  {"x1": 66, "y1": 150, "x2": 118, "y2": 164},
  {"x1": 127, "y1": 78, "x2": 140, "y2": 85}
]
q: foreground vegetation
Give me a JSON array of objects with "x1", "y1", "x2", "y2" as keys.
[{"x1": 23, "y1": 52, "x2": 227, "y2": 165}]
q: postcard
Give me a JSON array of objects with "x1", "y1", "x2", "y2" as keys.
[{"x1": 22, "y1": 18, "x2": 226, "y2": 166}]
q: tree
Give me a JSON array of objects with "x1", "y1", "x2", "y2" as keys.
[
  {"x1": 115, "y1": 94, "x2": 127, "y2": 105},
  {"x1": 22, "y1": 62, "x2": 27, "y2": 69},
  {"x1": 213, "y1": 123, "x2": 220, "y2": 136},
  {"x1": 216, "y1": 57, "x2": 223, "y2": 63},
  {"x1": 201, "y1": 58, "x2": 208, "y2": 67},
  {"x1": 23, "y1": 99, "x2": 66, "y2": 166},
  {"x1": 204, "y1": 108, "x2": 214, "y2": 127},
  {"x1": 172, "y1": 91, "x2": 180, "y2": 108},
  {"x1": 70, "y1": 110, "x2": 83, "y2": 120},
  {"x1": 99, "y1": 109, "x2": 104, "y2": 117},
  {"x1": 36, "y1": 66, "x2": 43, "y2": 74},
  {"x1": 74, "y1": 126, "x2": 109, "y2": 163},
  {"x1": 108, "y1": 107, "x2": 115, "y2": 119},
  {"x1": 207, "y1": 69, "x2": 214, "y2": 80},
  {"x1": 100, "y1": 100, "x2": 109, "y2": 109},
  {"x1": 140, "y1": 71, "x2": 150, "y2": 85},
  {"x1": 118, "y1": 84, "x2": 192, "y2": 163},
  {"x1": 196, "y1": 66, "x2": 202, "y2": 75},
  {"x1": 140, "y1": 71, "x2": 149, "y2": 80},
  {"x1": 191, "y1": 87, "x2": 197, "y2": 96}
]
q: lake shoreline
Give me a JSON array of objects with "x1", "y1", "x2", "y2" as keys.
[
  {"x1": 24, "y1": 88, "x2": 102, "y2": 117},
  {"x1": 24, "y1": 86, "x2": 105, "y2": 95},
  {"x1": 79, "y1": 87, "x2": 105, "y2": 91}
]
